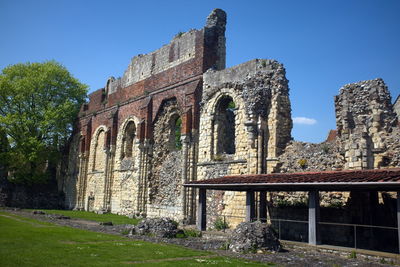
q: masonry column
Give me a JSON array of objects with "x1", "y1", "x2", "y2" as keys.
[
  {"x1": 181, "y1": 109, "x2": 192, "y2": 222},
  {"x1": 246, "y1": 190, "x2": 255, "y2": 222},
  {"x1": 308, "y1": 190, "x2": 321, "y2": 245},
  {"x1": 180, "y1": 134, "x2": 190, "y2": 221},
  {"x1": 197, "y1": 188, "x2": 206, "y2": 231}
]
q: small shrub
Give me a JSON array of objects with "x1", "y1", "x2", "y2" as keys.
[
  {"x1": 219, "y1": 241, "x2": 230, "y2": 250},
  {"x1": 174, "y1": 31, "x2": 184, "y2": 38},
  {"x1": 175, "y1": 229, "x2": 201, "y2": 238},
  {"x1": 171, "y1": 220, "x2": 179, "y2": 228},
  {"x1": 214, "y1": 154, "x2": 224, "y2": 161},
  {"x1": 348, "y1": 251, "x2": 357, "y2": 259},
  {"x1": 321, "y1": 144, "x2": 330, "y2": 154},
  {"x1": 298, "y1": 158, "x2": 308, "y2": 169},
  {"x1": 261, "y1": 60, "x2": 267, "y2": 68},
  {"x1": 227, "y1": 101, "x2": 235, "y2": 109},
  {"x1": 175, "y1": 231, "x2": 186, "y2": 238},
  {"x1": 121, "y1": 229, "x2": 130, "y2": 235},
  {"x1": 184, "y1": 229, "x2": 202, "y2": 237},
  {"x1": 214, "y1": 217, "x2": 229, "y2": 231},
  {"x1": 379, "y1": 258, "x2": 387, "y2": 264},
  {"x1": 327, "y1": 200, "x2": 344, "y2": 208}
]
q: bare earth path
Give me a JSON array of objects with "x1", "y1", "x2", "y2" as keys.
[{"x1": 4, "y1": 209, "x2": 398, "y2": 267}]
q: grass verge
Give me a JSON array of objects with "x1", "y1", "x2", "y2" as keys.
[{"x1": 0, "y1": 211, "x2": 272, "y2": 266}]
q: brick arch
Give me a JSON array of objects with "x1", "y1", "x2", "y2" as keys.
[{"x1": 153, "y1": 96, "x2": 184, "y2": 123}]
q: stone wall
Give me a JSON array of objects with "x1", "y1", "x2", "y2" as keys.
[
  {"x1": 63, "y1": 9, "x2": 228, "y2": 223},
  {"x1": 150, "y1": 99, "x2": 182, "y2": 206},
  {"x1": 197, "y1": 59, "x2": 292, "y2": 226},
  {"x1": 335, "y1": 78, "x2": 397, "y2": 169}
]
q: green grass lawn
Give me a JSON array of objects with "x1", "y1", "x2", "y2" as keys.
[
  {"x1": 0, "y1": 211, "x2": 273, "y2": 266},
  {"x1": 26, "y1": 209, "x2": 140, "y2": 225}
]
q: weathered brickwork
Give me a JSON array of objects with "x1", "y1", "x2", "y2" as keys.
[
  {"x1": 63, "y1": 9, "x2": 399, "y2": 228},
  {"x1": 64, "y1": 9, "x2": 228, "y2": 221}
]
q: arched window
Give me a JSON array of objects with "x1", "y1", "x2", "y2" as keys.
[
  {"x1": 94, "y1": 130, "x2": 106, "y2": 171},
  {"x1": 169, "y1": 114, "x2": 182, "y2": 150},
  {"x1": 122, "y1": 121, "x2": 136, "y2": 158},
  {"x1": 214, "y1": 96, "x2": 236, "y2": 155}
]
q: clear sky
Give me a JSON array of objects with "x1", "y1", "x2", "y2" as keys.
[{"x1": 1, "y1": 0, "x2": 399, "y2": 143}]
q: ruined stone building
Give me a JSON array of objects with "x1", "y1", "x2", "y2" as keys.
[{"x1": 64, "y1": 9, "x2": 400, "y2": 226}]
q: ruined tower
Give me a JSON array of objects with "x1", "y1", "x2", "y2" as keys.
[{"x1": 63, "y1": 9, "x2": 292, "y2": 225}]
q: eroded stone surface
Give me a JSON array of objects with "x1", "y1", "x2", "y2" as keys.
[
  {"x1": 229, "y1": 221, "x2": 281, "y2": 253},
  {"x1": 133, "y1": 217, "x2": 178, "y2": 238}
]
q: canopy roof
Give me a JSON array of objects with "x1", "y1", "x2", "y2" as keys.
[{"x1": 184, "y1": 168, "x2": 400, "y2": 191}]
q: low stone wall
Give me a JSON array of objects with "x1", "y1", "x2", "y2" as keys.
[{"x1": 5, "y1": 183, "x2": 64, "y2": 209}]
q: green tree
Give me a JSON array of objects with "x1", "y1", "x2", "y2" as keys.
[{"x1": 0, "y1": 61, "x2": 87, "y2": 184}]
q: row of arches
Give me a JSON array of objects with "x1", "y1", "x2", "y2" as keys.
[
  {"x1": 86, "y1": 94, "x2": 239, "y2": 171},
  {"x1": 89, "y1": 116, "x2": 183, "y2": 171},
  {"x1": 77, "y1": 93, "x2": 240, "y2": 214}
]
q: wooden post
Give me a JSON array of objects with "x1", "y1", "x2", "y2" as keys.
[
  {"x1": 308, "y1": 190, "x2": 320, "y2": 245},
  {"x1": 259, "y1": 191, "x2": 267, "y2": 222},
  {"x1": 197, "y1": 188, "x2": 206, "y2": 231},
  {"x1": 246, "y1": 190, "x2": 255, "y2": 222},
  {"x1": 397, "y1": 192, "x2": 400, "y2": 254}
]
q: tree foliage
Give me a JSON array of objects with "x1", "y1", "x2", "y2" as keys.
[{"x1": 0, "y1": 61, "x2": 87, "y2": 184}]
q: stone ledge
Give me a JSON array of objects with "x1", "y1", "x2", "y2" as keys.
[{"x1": 88, "y1": 171, "x2": 104, "y2": 174}]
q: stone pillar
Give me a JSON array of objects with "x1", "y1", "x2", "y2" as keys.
[
  {"x1": 308, "y1": 190, "x2": 320, "y2": 245},
  {"x1": 104, "y1": 147, "x2": 115, "y2": 212},
  {"x1": 80, "y1": 154, "x2": 89, "y2": 210},
  {"x1": 180, "y1": 134, "x2": 190, "y2": 222},
  {"x1": 197, "y1": 188, "x2": 206, "y2": 231},
  {"x1": 188, "y1": 129, "x2": 199, "y2": 223},
  {"x1": 246, "y1": 190, "x2": 255, "y2": 222},
  {"x1": 257, "y1": 116, "x2": 265, "y2": 174},
  {"x1": 245, "y1": 119, "x2": 258, "y2": 174},
  {"x1": 136, "y1": 141, "x2": 144, "y2": 213}
]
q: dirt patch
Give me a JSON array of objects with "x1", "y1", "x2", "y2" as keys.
[{"x1": 123, "y1": 255, "x2": 216, "y2": 265}]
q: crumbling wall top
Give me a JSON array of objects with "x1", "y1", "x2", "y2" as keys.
[
  {"x1": 205, "y1": 8, "x2": 227, "y2": 32},
  {"x1": 203, "y1": 59, "x2": 289, "y2": 118},
  {"x1": 335, "y1": 78, "x2": 397, "y2": 135}
]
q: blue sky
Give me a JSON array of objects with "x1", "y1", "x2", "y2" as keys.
[{"x1": 1, "y1": 0, "x2": 399, "y2": 143}]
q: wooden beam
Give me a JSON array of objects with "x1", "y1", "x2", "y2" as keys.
[
  {"x1": 397, "y1": 191, "x2": 400, "y2": 254},
  {"x1": 246, "y1": 190, "x2": 255, "y2": 222},
  {"x1": 197, "y1": 188, "x2": 206, "y2": 231},
  {"x1": 259, "y1": 191, "x2": 267, "y2": 222}
]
